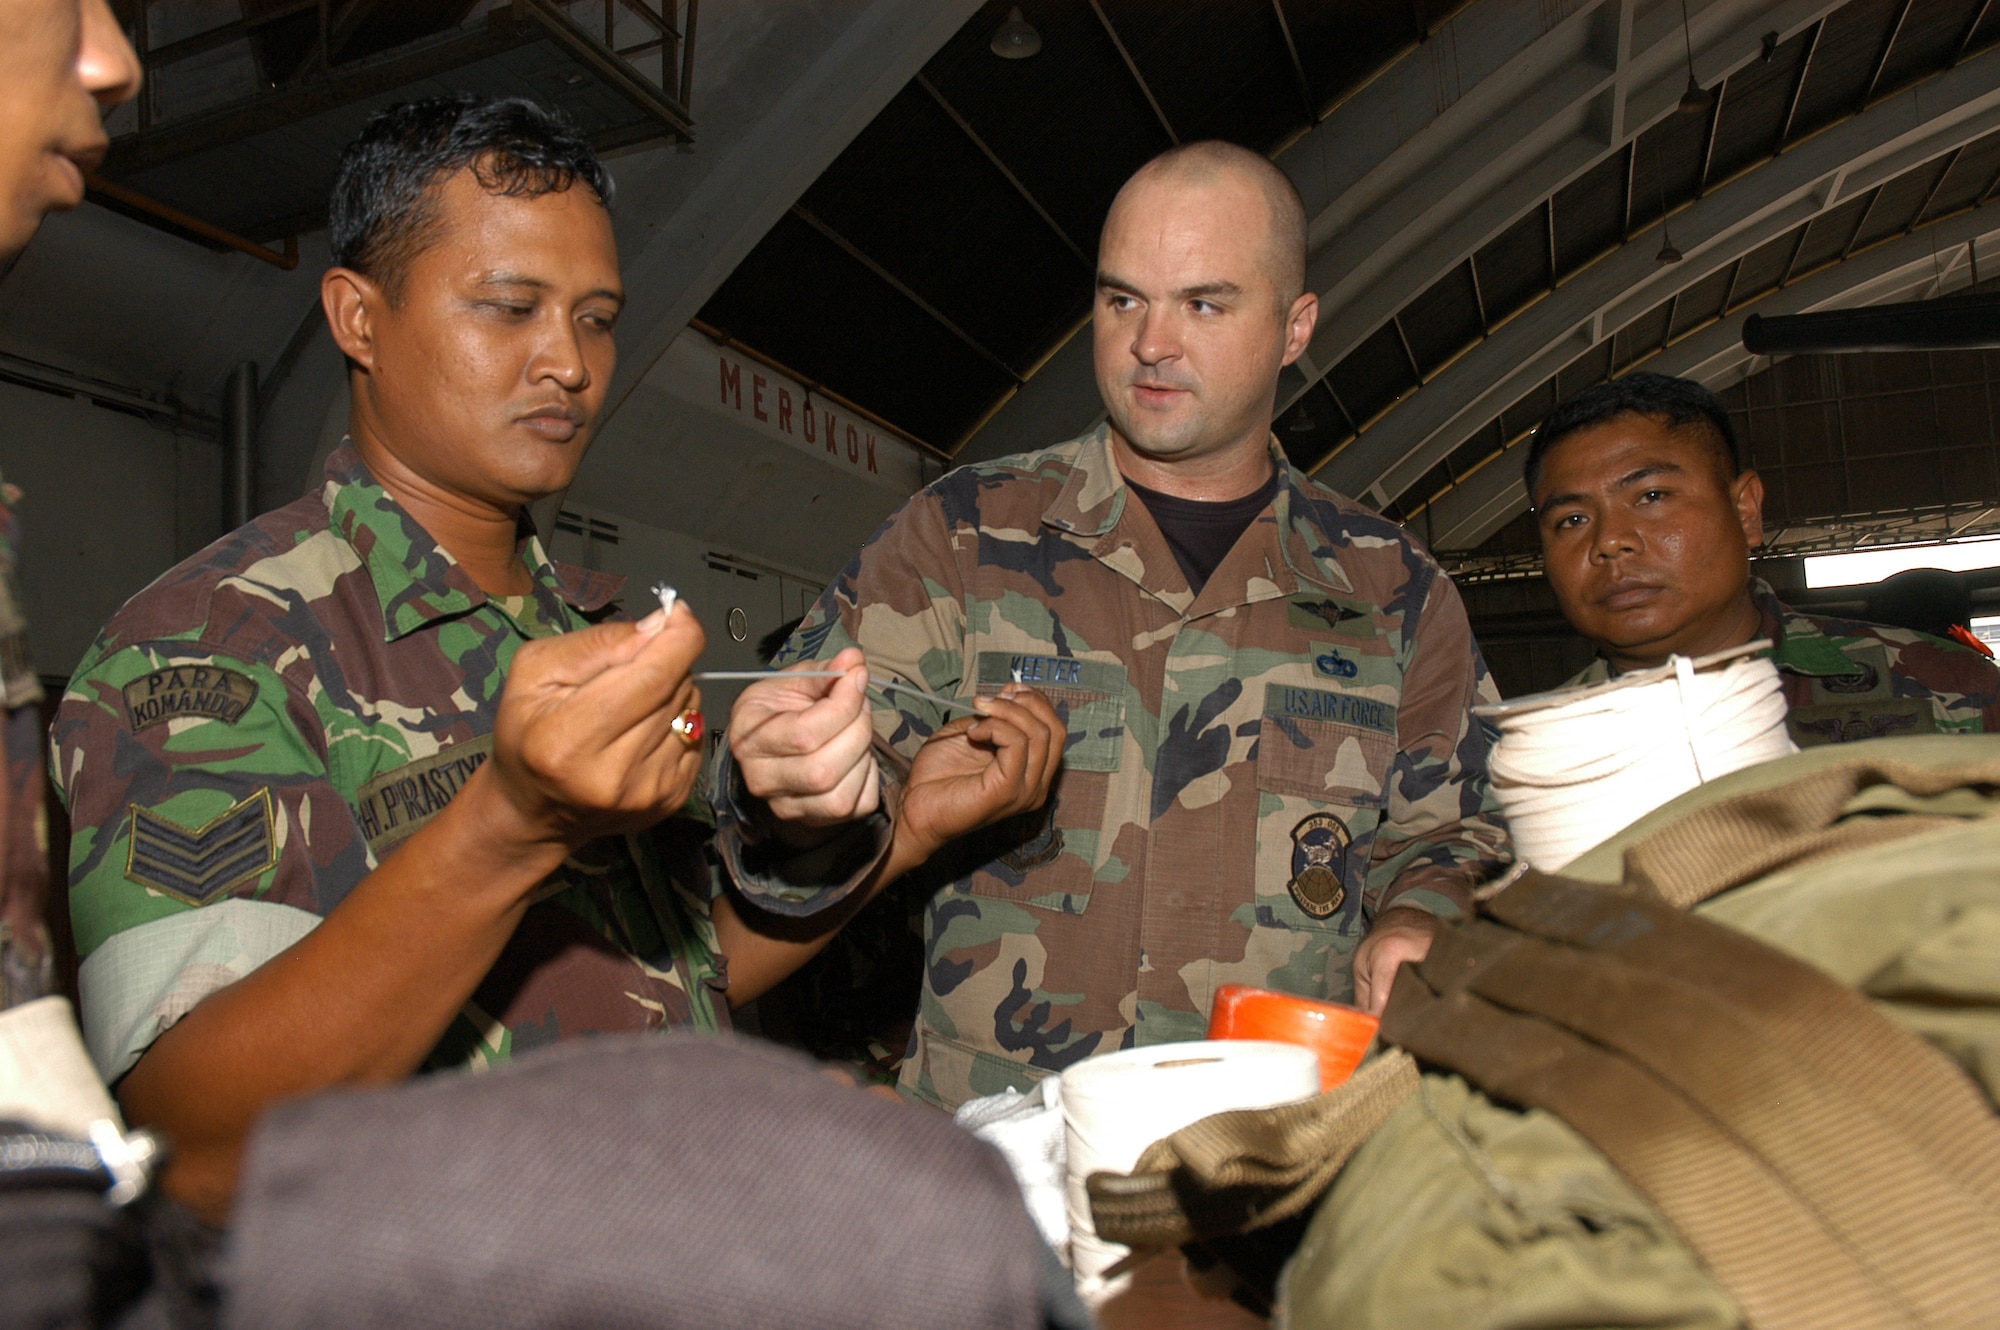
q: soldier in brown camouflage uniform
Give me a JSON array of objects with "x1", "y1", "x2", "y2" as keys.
[
  {"x1": 719, "y1": 142, "x2": 1511, "y2": 1111},
  {"x1": 1531, "y1": 373, "x2": 2000, "y2": 744},
  {"x1": 51, "y1": 96, "x2": 1063, "y2": 1220},
  {"x1": 0, "y1": 0, "x2": 140, "y2": 1010}
]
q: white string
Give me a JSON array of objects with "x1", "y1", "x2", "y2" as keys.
[{"x1": 1476, "y1": 642, "x2": 1798, "y2": 871}]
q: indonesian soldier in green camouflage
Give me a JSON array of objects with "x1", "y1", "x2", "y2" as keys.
[
  {"x1": 718, "y1": 142, "x2": 1511, "y2": 1111},
  {"x1": 1531, "y1": 374, "x2": 2000, "y2": 741},
  {"x1": 50, "y1": 99, "x2": 740, "y2": 1222},
  {"x1": 52, "y1": 96, "x2": 1069, "y2": 1219}
]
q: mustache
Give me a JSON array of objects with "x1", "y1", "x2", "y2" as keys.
[{"x1": 1124, "y1": 370, "x2": 1197, "y2": 392}]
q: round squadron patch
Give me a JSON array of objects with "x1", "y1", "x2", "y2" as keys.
[{"x1": 1288, "y1": 813, "x2": 1351, "y2": 919}]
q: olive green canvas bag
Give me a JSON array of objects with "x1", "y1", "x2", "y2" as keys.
[{"x1": 1090, "y1": 736, "x2": 2000, "y2": 1329}]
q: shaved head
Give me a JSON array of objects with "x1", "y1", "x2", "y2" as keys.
[
  {"x1": 1092, "y1": 139, "x2": 1320, "y2": 495},
  {"x1": 1106, "y1": 140, "x2": 1308, "y2": 310}
]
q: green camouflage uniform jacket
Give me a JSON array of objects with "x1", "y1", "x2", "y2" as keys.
[
  {"x1": 52, "y1": 443, "x2": 726, "y2": 1085},
  {"x1": 0, "y1": 474, "x2": 40, "y2": 715},
  {"x1": 1566, "y1": 577, "x2": 2000, "y2": 747},
  {"x1": 715, "y1": 426, "x2": 1510, "y2": 1109},
  {"x1": 0, "y1": 471, "x2": 53, "y2": 1009}
]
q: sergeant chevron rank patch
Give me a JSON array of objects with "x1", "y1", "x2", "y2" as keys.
[
  {"x1": 125, "y1": 789, "x2": 277, "y2": 906},
  {"x1": 1289, "y1": 812, "x2": 1350, "y2": 919}
]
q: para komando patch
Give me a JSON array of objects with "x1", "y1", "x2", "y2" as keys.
[{"x1": 124, "y1": 664, "x2": 256, "y2": 730}]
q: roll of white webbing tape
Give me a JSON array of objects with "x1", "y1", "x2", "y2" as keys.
[
  {"x1": 1475, "y1": 640, "x2": 1798, "y2": 871},
  {"x1": 1061, "y1": 1039, "x2": 1320, "y2": 1304}
]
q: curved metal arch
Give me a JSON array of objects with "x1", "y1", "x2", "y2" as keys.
[
  {"x1": 1312, "y1": 45, "x2": 2000, "y2": 509},
  {"x1": 1290, "y1": 0, "x2": 1837, "y2": 381},
  {"x1": 1419, "y1": 205, "x2": 2000, "y2": 551}
]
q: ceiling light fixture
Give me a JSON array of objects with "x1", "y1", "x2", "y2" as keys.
[
  {"x1": 1654, "y1": 177, "x2": 1683, "y2": 264},
  {"x1": 990, "y1": 7, "x2": 1041, "y2": 60},
  {"x1": 1678, "y1": 0, "x2": 1713, "y2": 113}
]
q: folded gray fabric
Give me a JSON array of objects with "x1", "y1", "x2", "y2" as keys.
[{"x1": 226, "y1": 1033, "x2": 1081, "y2": 1330}]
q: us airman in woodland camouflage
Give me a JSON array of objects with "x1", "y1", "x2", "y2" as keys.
[
  {"x1": 719, "y1": 141, "x2": 1511, "y2": 1110},
  {"x1": 1531, "y1": 373, "x2": 2000, "y2": 743},
  {"x1": 0, "y1": 0, "x2": 140, "y2": 1011},
  {"x1": 51, "y1": 96, "x2": 1064, "y2": 1221}
]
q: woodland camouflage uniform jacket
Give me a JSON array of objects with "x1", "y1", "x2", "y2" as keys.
[
  {"x1": 52, "y1": 443, "x2": 726, "y2": 1085},
  {"x1": 1567, "y1": 577, "x2": 2000, "y2": 746},
  {"x1": 716, "y1": 426, "x2": 1510, "y2": 1110}
]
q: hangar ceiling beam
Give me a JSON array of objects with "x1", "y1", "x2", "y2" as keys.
[
  {"x1": 1089, "y1": 0, "x2": 1178, "y2": 145},
  {"x1": 1294, "y1": 0, "x2": 1839, "y2": 404},
  {"x1": 594, "y1": 0, "x2": 984, "y2": 436},
  {"x1": 914, "y1": 73, "x2": 1089, "y2": 265},
  {"x1": 1270, "y1": 0, "x2": 1317, "y2": 122},
  {"x1": 1422, "y1": 203, "x2": 2000, "y2": 550},
  {"x1": 1862, "y1": 0, "x2": 1916, "y2": 106},
  {"x1": 1957, "y1": 0, "x2": 1995, "y2": 61},
  {"x1": 1778, "y1": 17, "x2": 1823, "y2": 143},
  {"x1": 788, "y1": 204, "x2": 1023, "y2": 384}
]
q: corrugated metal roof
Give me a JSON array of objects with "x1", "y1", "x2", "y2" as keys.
[{"x1": 1393, "y1": 120, "x2": 2000, "y2": 537}]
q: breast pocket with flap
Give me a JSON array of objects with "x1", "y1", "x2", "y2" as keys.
[
  {"x1": 973, "y1": 651, "x2": 1128, "y2": 772},
  {"x1": 1255, "y1": 683, "x2": 1396, "y2": 806}
]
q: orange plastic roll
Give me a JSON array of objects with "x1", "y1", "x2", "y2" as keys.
[{"x1": 1207, "y1": 984, "x2": 1380, "y2": 1091}]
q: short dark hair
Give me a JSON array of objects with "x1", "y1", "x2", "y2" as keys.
[
  {"x1": 329, "y1": 95, "x2": 612, "y2": 297},
  {"x1": 1525, "y1": 372, "x2": 1740, "y2": 501}
]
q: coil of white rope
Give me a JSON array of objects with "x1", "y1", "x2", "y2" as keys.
[{"x1": 1475, "y1": 641, "x2": 1799, "y2": 871}]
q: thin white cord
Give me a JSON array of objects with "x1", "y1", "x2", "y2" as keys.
[{"x1": 1477, "y1": 643, "x2": 1797, "y2": 870}]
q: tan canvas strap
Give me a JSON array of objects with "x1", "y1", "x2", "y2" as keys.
[
  {"x1": 1486, "y1": 876, "x2": 2000, "y2": 1206},
  {"x1": 1619, "y1": 754, "x2": 2000, "y2": 907},
  {"x1": 1386, "y1": 969, "x2": 1919, "y2": 1330},
  {"x1": 1385, "y1": 873, "x2": 2000, "y2": 1330},
  {"x1": 1085, "y1": 1051, "x2": 1418, "y2": 1249}
]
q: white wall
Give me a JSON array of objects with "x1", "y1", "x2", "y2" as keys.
[{"x1": 0, "y1": 378, "x2": 222, "y2": 684}]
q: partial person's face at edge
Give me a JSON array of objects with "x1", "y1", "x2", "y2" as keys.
[
  {"x1": 338, "y1": 168, "x2": 623, "y2": 512},
  {"x1": 1533, "y1": 411, "x2": 1766, "y2": 672},
  {"x1": 1092, "y1": 171, "x2": 1312, "y2": 487},
  {"x1": 0, "y1": 0, "x2": 141, "y2": 263}
]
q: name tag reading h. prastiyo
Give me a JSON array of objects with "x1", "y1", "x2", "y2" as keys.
[
  {"x1": 1265, "y1": 684, "x2": 1396, "y2": 735},
  {"x1": 354, "y1": 735, "x2": 495, "y2": 856}
]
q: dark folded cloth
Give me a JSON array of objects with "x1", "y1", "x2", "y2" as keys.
[{"x1": 226, "y1": 1032, "x2": 1088, "y2": 1330}]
